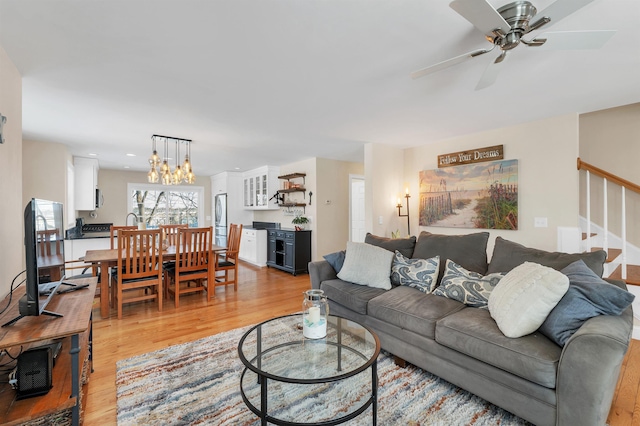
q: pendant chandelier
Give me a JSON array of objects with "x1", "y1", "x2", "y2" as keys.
[{"x1": 148, "y1": 134, "x2": 196, "y2": 185}]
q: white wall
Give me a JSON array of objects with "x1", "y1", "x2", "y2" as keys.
[
  {"x1": 0, "y1": 45, "x2": 23, "y2": 299},
  {"x1": 400, "y1": 114, "x2": 580, "y2": 256}
]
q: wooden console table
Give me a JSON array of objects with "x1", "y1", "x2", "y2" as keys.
[{"x1": 0, "y1": 276, "x2": 97, "y2": 426}]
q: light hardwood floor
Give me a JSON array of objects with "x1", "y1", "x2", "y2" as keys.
[{"x1": 84, "y1": 262, "x2": 640, "y2": 425}]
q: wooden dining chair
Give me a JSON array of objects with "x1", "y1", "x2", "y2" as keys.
[
  {"x1": 36, "y1": 229, "x2": 61, "y2": 256},
  {"x1": 110, "y1": 225, "x2": 138, "y2": 249},
  {"x1": 159, "y1": 224, "x2": 189, "y2": 246},
  {"x1": 165, "y1": 227, "x2": 212, "y2": 308},
  {"x1": 111, "y1": 229, "x2": 163, "y2": 319},
  {"x1": 213, "y1": 223, "x2": 243, "y2": 296}
]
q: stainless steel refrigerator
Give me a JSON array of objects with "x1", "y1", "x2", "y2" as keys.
[{"x1": 215, "y1": 193, "x2": 227, "y2": 246}]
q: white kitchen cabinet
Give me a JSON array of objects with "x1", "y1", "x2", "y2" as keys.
[
  {"x1": 74, "y1": 157, "x2": 99, "y2": 211},
  {"x1": 242, "y1": 166, "x2": 280, "y2": 210},
  {"x1": 238, "y1": 228, "x2": 267, "y2": 267}
]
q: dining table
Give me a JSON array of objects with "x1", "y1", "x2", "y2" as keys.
[{"x1": 83, "y1": 244, "x2": 226, "y2": 318}]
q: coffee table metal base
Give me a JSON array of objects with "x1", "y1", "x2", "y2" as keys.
[{"x1": 238, "y1": 315, "x2": 379, "y2": 426}]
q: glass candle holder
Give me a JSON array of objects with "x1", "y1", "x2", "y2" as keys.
[{"x1": 302, "y1": 289, "x2": 329, "y2": 339}]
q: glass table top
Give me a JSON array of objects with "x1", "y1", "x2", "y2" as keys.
[{"x1": 238, "y1": 314, "x2": 379, "y2": 383}]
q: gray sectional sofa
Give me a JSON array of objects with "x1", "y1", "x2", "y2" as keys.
[{"x1": 309, "y1": 232, "x2": 634, "y2": 426}]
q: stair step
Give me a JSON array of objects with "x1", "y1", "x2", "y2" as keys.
[
  {"x1": 592, "y1": 247, "x2": 623, "y2": 263},
  {"x1": 610, "y1": 265, "x2": 640, "y2": 286},
  {"x1": 582, "y1": 232, "x2": 597, "y2": 240}
]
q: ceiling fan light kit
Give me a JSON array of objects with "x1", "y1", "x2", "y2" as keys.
[{"x1": 411, "y1": 0, "x2": 614, "y2": 89}]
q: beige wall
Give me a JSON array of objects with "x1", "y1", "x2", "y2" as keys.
[
  {"x1": 401, "y1": 114, "x2": 580, "y2": 255},
  {"x1": 315, "y1": 159, "x2": 363, "y2": 258},
  {"x1": 0, "y1": 45, "x2": 23, "y2": 299},
  {"x1": 22, "y1": 139, "x2": 70, "y2": 210},
  {"x1": 80, "y1": 169, "x2": 212, "y2": 227},
  {"x1": 579, "y1": 103, "x2": 640, "y2": 246},
  {"x1": 364, "y1": 143, "x2": 405, "y2": 238}
]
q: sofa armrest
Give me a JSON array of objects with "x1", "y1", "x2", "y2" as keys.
[
  {"x1": 309, "y1": 260, "x2": 337, "y2": 289},
  {"x1": 555, "y1": 307, "x2": 633, "y2": 426}
]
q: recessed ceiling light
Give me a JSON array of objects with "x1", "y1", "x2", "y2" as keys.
[
  {"x1": 124, "y1": 166, "x2": 130, "y2": 169},
  {"x1": 234, "y1": 167, "x2": 241, "y2": 170},
  {"x1": 126, "y1": 153, "x2": 136, "y2": 157},
  {"x1": 88, "y1": 153, "x2": 98, "y2": 156}
]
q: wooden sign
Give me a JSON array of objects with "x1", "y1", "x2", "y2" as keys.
[{"x1": 438, "y1": 145, "x2": 504, "y2": 168}]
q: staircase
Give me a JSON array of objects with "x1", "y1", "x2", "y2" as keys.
[{"x1": 578, "y1": 158, "x2": 640, "y2": 338}]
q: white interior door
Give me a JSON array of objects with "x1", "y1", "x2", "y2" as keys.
[{"x1": 350, "y1": 176, "x2": 366, "y2": 242}]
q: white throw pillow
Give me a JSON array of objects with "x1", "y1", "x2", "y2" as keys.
[
  {"x1": 488, "y1": 262, "x2": 569, "y2": 338},
  {"x1": 338, "y1": 241, "x2": 394, "y2": 290}
]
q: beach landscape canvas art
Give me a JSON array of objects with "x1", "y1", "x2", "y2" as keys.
[{"x1": 419, "y1": 159, "x2": 518, "y2": 229}]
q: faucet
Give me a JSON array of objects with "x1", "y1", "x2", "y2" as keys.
[{"x1": 125, "y1": 212, "x2": 139, "y2": 226}]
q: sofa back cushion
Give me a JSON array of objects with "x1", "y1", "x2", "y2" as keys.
[
  {"x1": 364, "y1": 233, "x2": 416, "y2": 258},
  {"x1": 412, "y1": 231, "x2": 490, "y2": 282},
  {"x1": 487, "y1": 237, "x2": 607, "y2": 277}
]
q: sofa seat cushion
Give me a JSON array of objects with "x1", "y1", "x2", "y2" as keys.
[
  {"x1": 368, "y1": 285, "x2": 466, "y2": 340},
  {"x1": 320, "y1": 279, "x2": 387, "y2": 315},
  {"x1": 436, "y1": 307, "x2": 562, "y2": 388}
]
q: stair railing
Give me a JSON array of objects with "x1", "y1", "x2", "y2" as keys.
[{"x1": 577, "y1": 158, "x2": 640, "y2": 280}]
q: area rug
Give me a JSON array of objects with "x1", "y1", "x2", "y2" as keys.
[{"x1": 116, "y1": 323, "x2": 531, "y2": 425}]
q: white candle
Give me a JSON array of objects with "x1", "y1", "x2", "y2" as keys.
[{"x1": 308, "y1": 306, "x2": 320, "y2": 324}]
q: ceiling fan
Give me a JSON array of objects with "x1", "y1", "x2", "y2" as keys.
[{"x1": 411, "y1": 0, "x2": 615, "y2": 90}]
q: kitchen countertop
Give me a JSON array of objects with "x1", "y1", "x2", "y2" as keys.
[{"x1": 67, "y1": 233, "x2": 111, "y2": 240}]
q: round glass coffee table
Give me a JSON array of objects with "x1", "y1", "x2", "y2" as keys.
[{"x1": 238, "y1": 314, "x2": 380, "y2": 425}]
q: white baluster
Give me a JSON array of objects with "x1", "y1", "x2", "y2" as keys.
[
  {"x1": 586, "y1": 171, "x2": 591, "y2": 252},
  {"x1": 622, "y1": 187, "x2": 627, "y2": 281}
]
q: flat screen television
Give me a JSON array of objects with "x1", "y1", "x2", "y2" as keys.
[{"x1": 2, "y1": 199, "x2": 67, "y2": 327}]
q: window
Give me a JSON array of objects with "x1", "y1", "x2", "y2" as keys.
[{"x1": 127, "y1": 183, "x2": 204, "y2": 228}]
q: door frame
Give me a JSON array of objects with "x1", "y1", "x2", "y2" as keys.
[{"x1": 349, "y1": 174, "x2": 365, "y2": 242}]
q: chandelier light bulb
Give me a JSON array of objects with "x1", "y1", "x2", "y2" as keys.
[
  {"x1": 162, "y1": 169, "x2": 172, "y2": 185},
  {"x1": 185, "y1": 170, "x2": 196, "y2": 184},
  {"x1": 149, "y1": 136, "x2": 161, "y2": 167},
  {"x1": 173, "y1": 165, "x2": 184, "y2": 185},
  {"x1": 182, "y1": 155, "x2": 191, "y2": 174},
  {"x1": 148, "y1": 166, "x2": 159, "y2": 183}
]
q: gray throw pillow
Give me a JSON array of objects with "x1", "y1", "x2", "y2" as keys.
[
  {"x1": 364, "y1": 233, "x2": 416, "y2": 258},
  {"x1": 487, "y1": 237, "x2": 607, "y2": 277},
  {"x1": 338, "y1": 241, "x2": 394, "y2": 290},
  {"x1": 433, "y1": 259, "x2": 505, "y2": 309},
  {"x1": 390, "y1": 251, "x2": 439, "y2": 293},
  {"x1": 539, "y1": 260, "x2": 635, "y2": 346},
  {"x1": 412, "y1": 231, "x2": 490, "y2": 283},
  {"x1": 323, "y1": 250, "x2": 346, "y2": 273}
]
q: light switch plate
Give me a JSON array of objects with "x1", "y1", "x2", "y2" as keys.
[{"x1": 534, "y1": 217, "x2": 548, "y2": 228}]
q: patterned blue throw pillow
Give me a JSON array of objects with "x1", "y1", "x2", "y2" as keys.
[
  {"x1": 390, "y1": 251, "x2": 439, "y2": 293},
  {"x1": 434, "y1": 259, "x2": 505, "y2": 309}
]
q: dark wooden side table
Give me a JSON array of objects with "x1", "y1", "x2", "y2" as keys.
[{"x1": 0, "y1": 276, "x2": 97, "y2": 426}]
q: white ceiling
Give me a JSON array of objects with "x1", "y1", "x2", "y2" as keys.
[{"x1": 1, "y1": 0, "x2": 639, "y2": 176}]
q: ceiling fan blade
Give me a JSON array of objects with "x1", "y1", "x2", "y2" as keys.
[
  {"x1": 530, "y1": 30, "x2": 616, "y2": 50},
  {"x1": 450, "y1": 0, "x2": 510, "y2": 39},
  {"x1": 411, "y1": 48, "x2": 492, "y2": 79},
  {"x1": 530, "y1": 0, "x2": 597, "y2": 30},
  {"x1": 475, "y1": 51, "x2": 508, "y2": 90}
]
